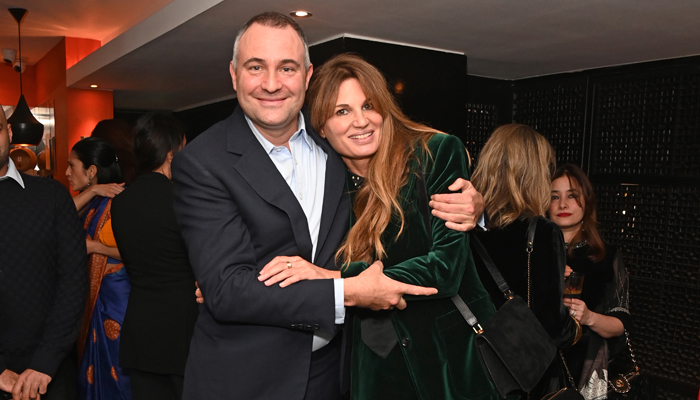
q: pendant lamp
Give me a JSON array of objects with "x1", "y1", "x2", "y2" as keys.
[{"x1": 7, "y1": 8, "x2": 44, "y2": 146}]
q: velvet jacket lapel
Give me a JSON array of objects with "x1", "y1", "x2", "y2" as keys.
[{"x1": 224, "y1": 107, "x2": 346, "y2": 268}]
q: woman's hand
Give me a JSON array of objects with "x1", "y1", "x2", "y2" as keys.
[
  {"x1": 564, "y1": 297, "x2": 625, "y2": 338},
  {"x1": 259, "y1": 256, "x2": 340, "y2": 287},
  {"x1": 85, "y1": 239, "x2": 122, "y2": 260},
  {"x1": 564, "y1": 298, "x2": 592, "y2": 325},
  {"x1": 93, "y1": 183, "x2": 125, "y2": 198},
  {"x1": 195, "y1": 281, "x2": 204, "y2": 304},
  {"x1": 564, "y1": 265, "x2": 573, "y2": 277}
]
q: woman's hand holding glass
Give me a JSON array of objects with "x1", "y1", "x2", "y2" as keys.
[{"x1": 259, "y1": 256, "x2": 341, "y2": 287}]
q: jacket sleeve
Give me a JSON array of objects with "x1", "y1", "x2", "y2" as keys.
[
  {"x1": 342, "y1": 134, "x2": 470, "y2": 299},
  {"x1": 29, "y1": 185, "x2": 88, "y2": 377},
  {"x1": 530, "y1": 219, "x2": 577, "y2": 349},
  {"x1": 171, "y1": 149, "x2": 336, "y2": 333}
]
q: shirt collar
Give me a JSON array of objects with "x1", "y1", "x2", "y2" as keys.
[
  {"x1": 0, "y1": 158, "x2": 25, "y2": 188},
  {"x1": 245, "y1": 112, "x2": 312, "y2": 153}
]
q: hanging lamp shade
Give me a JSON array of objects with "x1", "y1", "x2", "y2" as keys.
[
  {"x1": 8, "y1": 8, "x2": 44, "y2": 146},
  {"x1": 8, "y1": 94, "x2": 44, "y2": 146}
]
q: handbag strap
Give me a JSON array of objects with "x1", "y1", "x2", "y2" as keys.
[
  {"x1": 624, "y1": 329, "x2": 640, "y2": 375},
  {"x1": 472, "y1": 237, "x2": 514, "y2": 299},
  {"x1": 526, "y1": 217, "x2": 537, "y2": 307}
]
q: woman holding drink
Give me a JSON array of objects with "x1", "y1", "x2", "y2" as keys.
[{"x1": 549, "y1": 163, "x2": 630, "y2": 399}]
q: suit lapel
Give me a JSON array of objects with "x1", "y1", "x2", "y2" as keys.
[{"x1": 226, "y1": 108, "x2": 314, "y2": 261}]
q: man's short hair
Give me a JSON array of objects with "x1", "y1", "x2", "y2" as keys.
[{"x1": 231, "y1": 12, "x2": 311, "y2": 72}]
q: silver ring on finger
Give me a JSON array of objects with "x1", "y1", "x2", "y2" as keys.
[
  {"x1": 571, "y1": 310, "x2": 577, "y2": 318},
  {"x1": 287, "y1": 261, "x2": 292, "y2": 269}
]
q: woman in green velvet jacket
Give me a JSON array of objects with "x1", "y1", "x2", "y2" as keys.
[{"x1": 261, "y1": 53, "x2": 498, "y2": 400}]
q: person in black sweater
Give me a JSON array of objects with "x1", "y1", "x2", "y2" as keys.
[
  {"x1": 0, "y1": 106, "x2": 88, "y2": 399},
  {"x1": 111, "y1": 113, "x2": 197, "y2": 400}
]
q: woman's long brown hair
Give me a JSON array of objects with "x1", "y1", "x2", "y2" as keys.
[
  {"x1": 552, "y1": 163, "x2": 606, "y2": 262},
  {"x1": 471, "y1": 124, "x2": 556, "y2": 229},
  {"x1": 306, "y1": 54, "x2": 440, "y2": 265}
]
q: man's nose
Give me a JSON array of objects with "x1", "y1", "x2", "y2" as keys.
[{"x1": 262, "y1": 70, "x2": 282, "y2": 92}]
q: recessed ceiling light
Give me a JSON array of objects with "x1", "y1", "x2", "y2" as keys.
[
  {"x1": 290, "y1": 11, "x2": 312, "y2": 18},
  {"x1": 90, "y1": 84, "x2": 98, "y2": 88}
]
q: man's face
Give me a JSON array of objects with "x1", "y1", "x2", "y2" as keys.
[
  {"x1": 0, "y1": 109, "x2": 12, "y2": 176},
  {"x1": 230, "y1": 23, "x2": 312, "y2": 143}
]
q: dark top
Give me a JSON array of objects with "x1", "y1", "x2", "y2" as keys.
[
  {"x1": 473, "y1": 217, "x2": 577, "y2": 397},
  {"x1": 565, "y1": 242, "x2": 630, "y2": 389},
  {"x1": 0, "y1": 174, "x2": 88, "y2": 377},
  {"x1": 111, "y1": 172, "x2": 198, "y2": 375}
]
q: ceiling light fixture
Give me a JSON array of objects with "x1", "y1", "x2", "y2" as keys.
[
  {"x1": 290, "y1": 11, "x2": 312, "y2": 18},
  {"x1": 7, "y1": 8, "x2": 44, "y2": 147},
  {"x1": 90, "y1": 84, "x2": 98, "y2": 88}
]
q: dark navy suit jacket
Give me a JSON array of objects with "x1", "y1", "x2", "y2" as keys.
[{"x1": 172, "y1": 106, "x2": 350, "y2": 400}]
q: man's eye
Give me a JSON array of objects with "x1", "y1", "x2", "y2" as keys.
[
  {"x1": 282, "y1": 67, "x2": 294, "y2": 73},
  {"x1": 250, "y1": 66, "x2": 261, "y2": 71}
]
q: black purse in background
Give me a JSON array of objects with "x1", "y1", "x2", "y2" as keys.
[
  {"x1": 451, "y1": 218, "x2": 558, "y2": 397},
  {"x1": 607, "y1": 330, "x2": 649, "y2": 400}
]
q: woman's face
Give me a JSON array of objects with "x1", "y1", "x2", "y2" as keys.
[
  {"x1": 321, "y1": 78, "x2": 383, "y2": 176},
  {"x1": 65, "y1": 151, "x2": 93, "y2": 191},
  {"x1": 549, "y1": 175, "x2": 585, "y2": 231}
]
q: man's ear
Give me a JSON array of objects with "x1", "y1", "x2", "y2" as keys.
[
  {"x1": 305, "y1": 63, "x2": 313, "y2": 90},
  {"x1": 7, "y1": 124, "x2": 12, "y2": 143},
  {"x1": 230, "y1": 61, "x2": 237, "y2": 92}
]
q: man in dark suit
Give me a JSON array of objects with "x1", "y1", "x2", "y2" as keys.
[{"x1": 172, "y1": 12, "x2": 481, "y2": 400}]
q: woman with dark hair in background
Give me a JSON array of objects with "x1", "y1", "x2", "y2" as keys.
[
  {"x1": 72, "y1": 119, "x2": 136, "y2": 214},
  {"x1": 91, "y1": 119, "x2": 137, "y2": 185},
  {"x1": 470, "y1": 124, "x2": 581, "y2": 399},
  {"x1": 550, "y1": 163, "x2": 629, "y2": 399},
  {"x1": 111, "y1": 113, "x2": 196, "y2": 400},
  {"x1": 67, "y1": 137, "x2": 132, "y2": 400}
]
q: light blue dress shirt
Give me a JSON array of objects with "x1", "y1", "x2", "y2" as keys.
[{"x1": 246, "y1": 113, "x2": 345, "y2": 351}]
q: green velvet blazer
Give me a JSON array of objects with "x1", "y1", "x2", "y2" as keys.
[{"x1": 341, "y1": 134, "x2": 498, "y2": 400}]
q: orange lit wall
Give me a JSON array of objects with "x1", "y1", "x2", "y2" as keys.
[
  {"x1": 32, "y1": 38, "x2": 114, "y2": 190},
  {"x1": 65, "y1": 38, "x2": 101, "y2": 69},
  {"x1": 0, "y1": 63, "x2": 37, "y2": 108}
]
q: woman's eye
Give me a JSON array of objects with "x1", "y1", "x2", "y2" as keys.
[
  {"x1": 362, "y1": 103, "x2": 373, "y2": 110},
  {"x1": 336, "y1": 109, "x2": 348, "y2": 116}
]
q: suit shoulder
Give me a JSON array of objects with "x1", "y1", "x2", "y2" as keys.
[{"x1": 179, "y1": 118, "x2": 230, "y2": 157}]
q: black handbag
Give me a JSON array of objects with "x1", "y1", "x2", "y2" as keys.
[
  {"x1": 607, "y1": 330, "x2": 649, "y2": 400},
  {"x1": 541, "y1": 352, "x2": 584, "y2": 400},
  {"x1": 450, "y1": 218, "x2": 557, "y2": 398}
]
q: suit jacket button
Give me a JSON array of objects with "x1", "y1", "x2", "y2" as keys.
[
  {"x1": 305, "y1": 325, "x2": 313, "y2": 330},
  {"x1": 313, "y1": 324, "x2": 320, "y2": 330},
  {"x1": 401, "y1": 337, "x2": 410, "y2": 347}
]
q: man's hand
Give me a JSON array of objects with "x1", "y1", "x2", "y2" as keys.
[
  {"x1": 344, "y1": 261, "x2": 438, "y2": 311},
  {"x1": 429, "y1": 178, "x2": 484, "y2": 232},
  {"x1": 0, "y1": 370, "x2": 18, "y2": 393},
  {"x1": 12, "y1": 369, "x2": 51, "y2": 400}
]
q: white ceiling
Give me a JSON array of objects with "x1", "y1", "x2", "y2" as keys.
[{"x1": 3, "y1": 0, "x2": 700, "y2": 111}]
